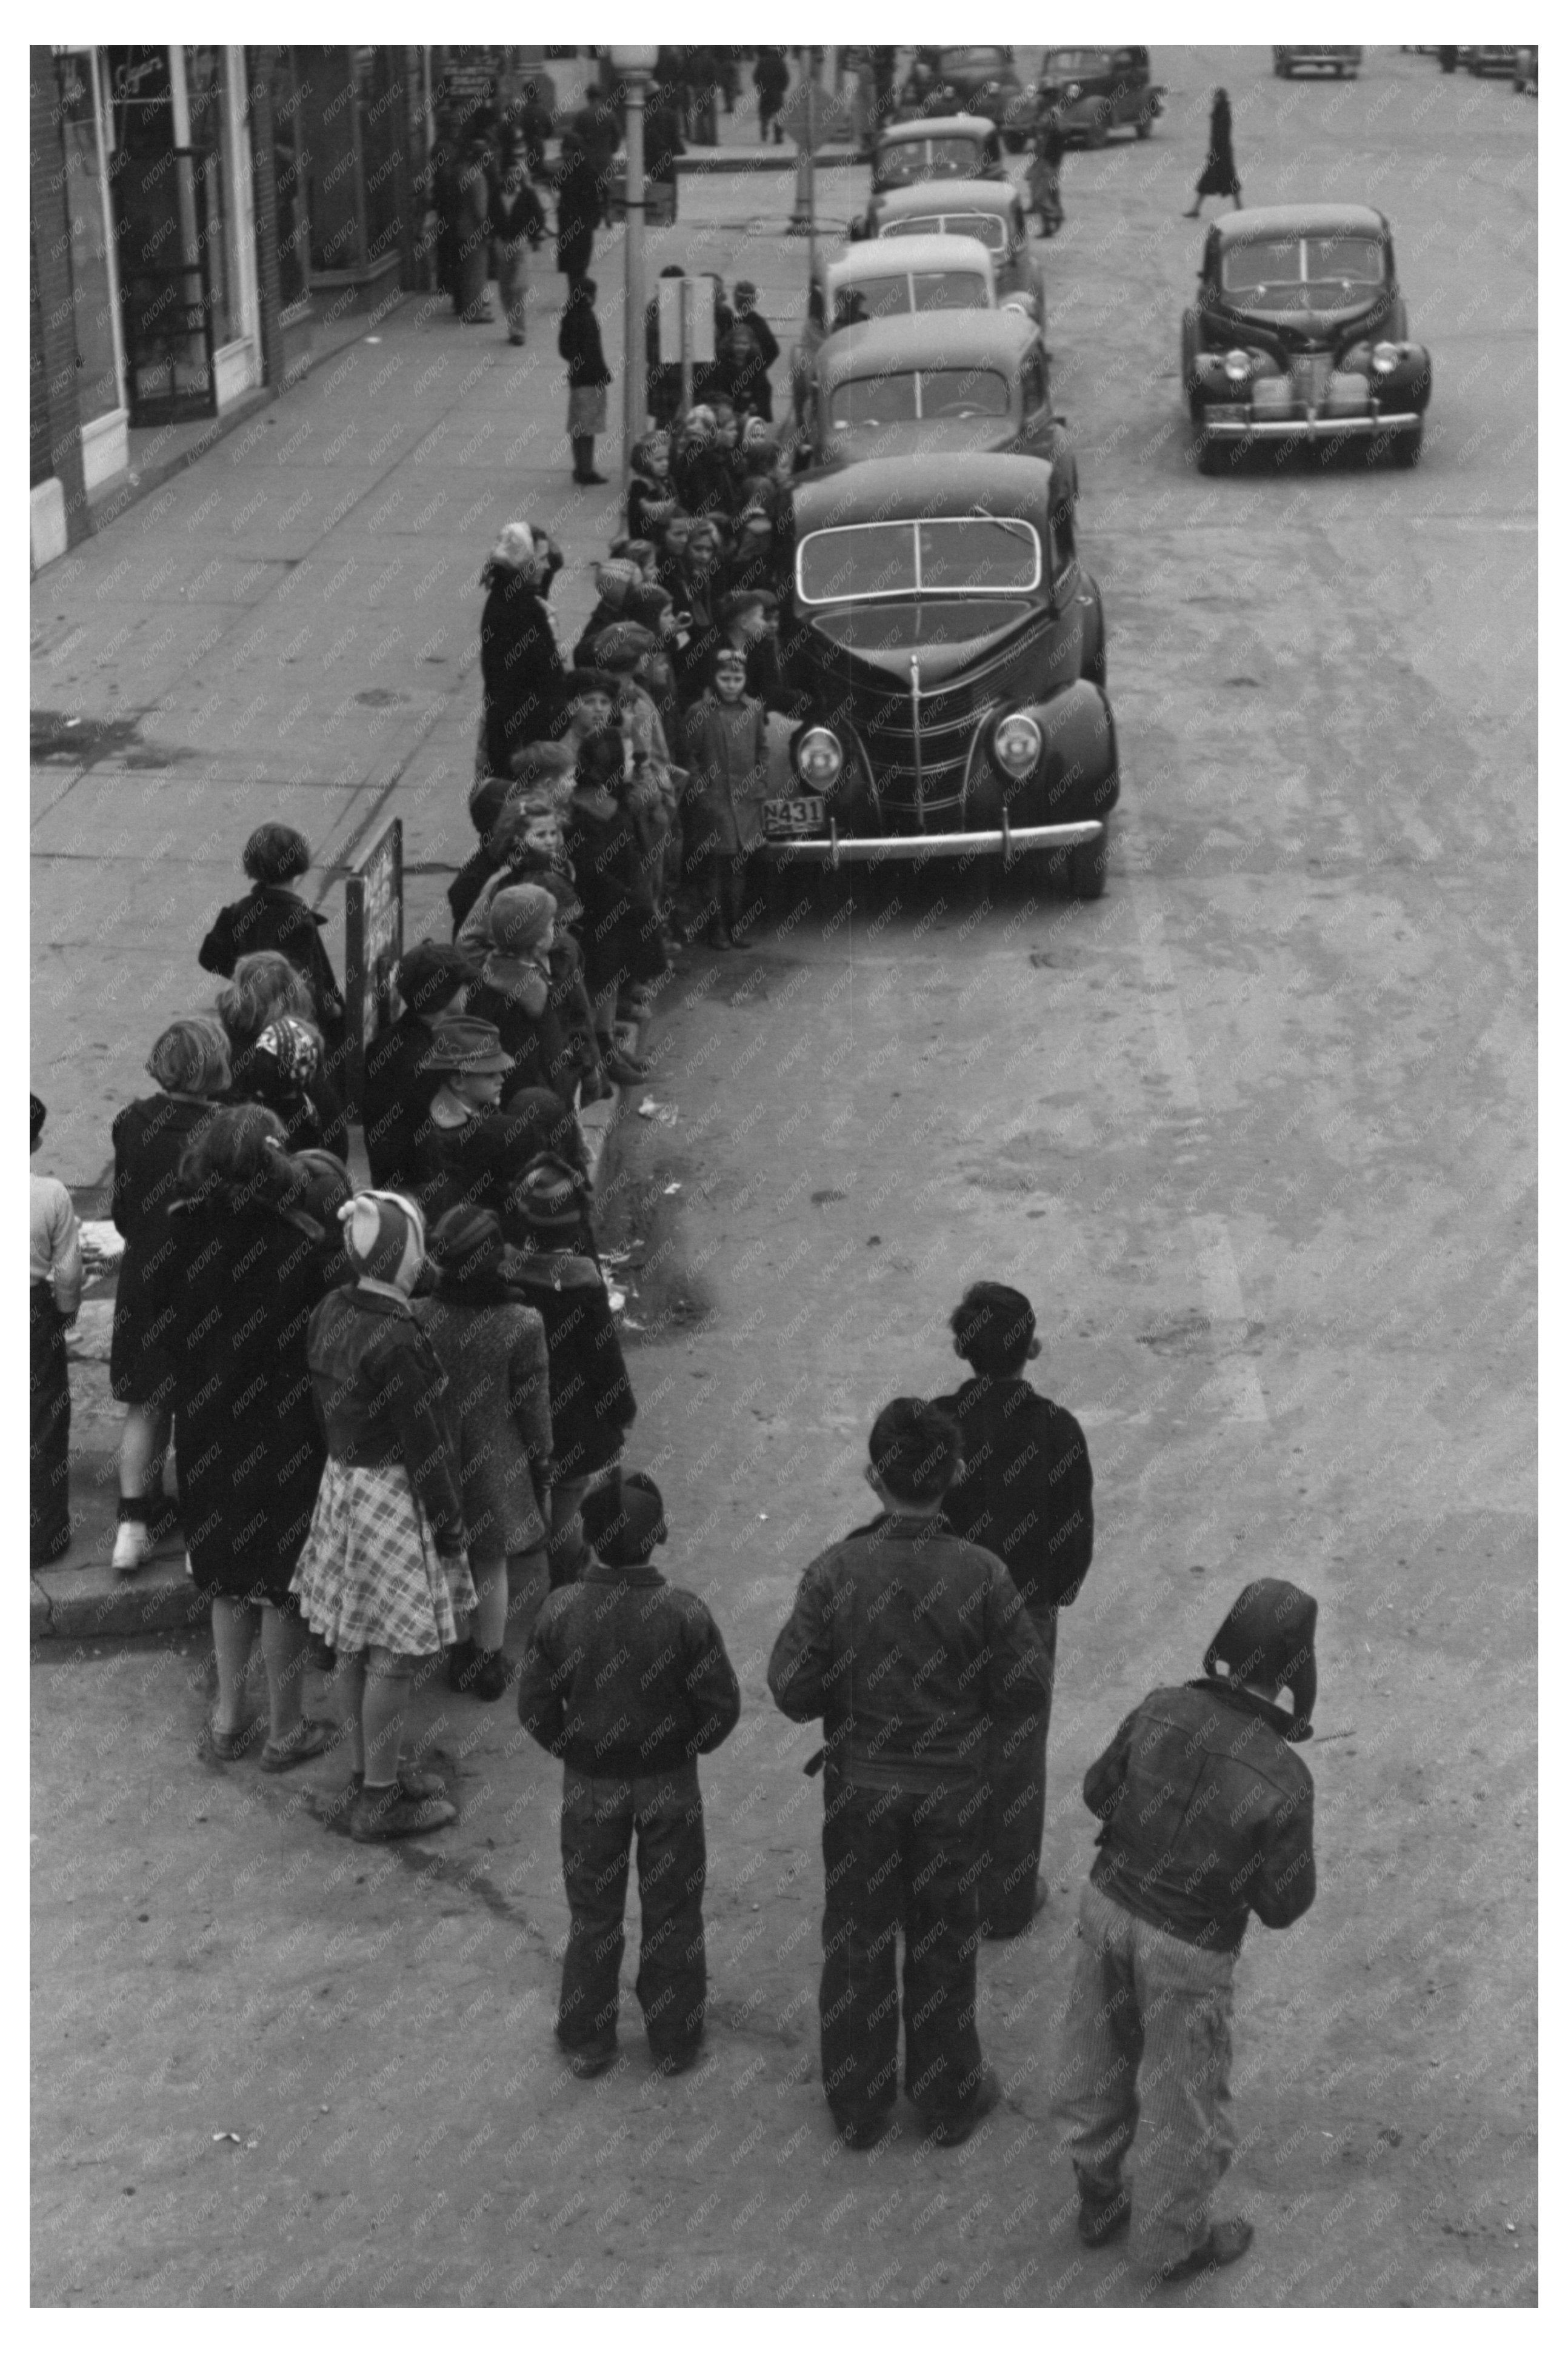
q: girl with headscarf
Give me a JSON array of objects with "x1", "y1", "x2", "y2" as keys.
[
  {"x1": 291, "y1": 1190, "x2": 475, "y2": 1842},
  {"x1": 1184, "y1": 88, "x2": 1242, "y2": 218},
  {"x1": 218, "y1": 952, "x2": 350, "y2": 1161},
  {"x1": 479, "y1": 519, "x2": 569, "y2": 781}
]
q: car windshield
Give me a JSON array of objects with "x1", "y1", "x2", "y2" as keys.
[
  {"x1": 1047, "y1": 50, "x2": 1110, "y2": 75},
  {"x1": 833, "y1": 270, "x2": 990, "y2": 327},
  {"x1": 829, "y1": 369, "x2": 1010, "y2": 429},
  {"x1": 1219, "y1": 233, "x2": 1387, "y2": 308},
  {"x1": 879, "y1": 135, "x2": 987, "y2": 184},
  {"x1": 886, "y1": 210, "x2": 1007, "y2": 253},
  {"x1": 943, "y1": 48, "x2": 1007, "y2": 72},
  {"x1": 798, "y1": 516, "x2": 1041, "y2": 603}
]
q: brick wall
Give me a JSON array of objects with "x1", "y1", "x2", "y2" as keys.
[{"x1": 29, "y1": 45, "x2": 88, "y2": 533}]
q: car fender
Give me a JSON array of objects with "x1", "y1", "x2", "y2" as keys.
[{"x1": 969, "y1": 678, "x2": 1119, "y2": 826}]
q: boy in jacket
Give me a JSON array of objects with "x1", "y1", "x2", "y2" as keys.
[
  {"x1": 199, "y1": 823, "x2": 345, "y2": 1047},
  {"x1": 1050, "y1": 1581, "x2": 1318, "y2": 2283},
  {"x1": 518, "y1": 1473, "x2": 741, "y2": 2077}
]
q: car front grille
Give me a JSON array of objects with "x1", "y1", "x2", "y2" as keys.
[{"x1": 853, "y1": 675, "x2": 994, "y2": 829}]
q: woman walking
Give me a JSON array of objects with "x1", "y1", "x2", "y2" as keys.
[
  {"x1": 150, "y1": 1104, "x2": 344, "y2": 1767},
  {"x1": 455, "y1": 134, "x2": 495, "y2": 321},
  {"x1": 493, "y1": 152, "x2": 544, "y2": 345},
  {"x1": 559, "y1": 276, "x2": 612, "y2": 487},
  {"x1": 292, "y1": 1191, "x2": 475, "y2": 1842},
  {"x1": 107, "y1": 1015, "x2": 231, "y2": 1575},
  {"x1": 415, "y1": 1205, "x2": 553, "y2": 1700},
  {"x1": 1184, "y1": 88, "x2": 1242, "y2": 218}
]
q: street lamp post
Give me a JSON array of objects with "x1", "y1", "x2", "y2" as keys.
[{"x1": 609, "y1": 45, "x2": 659, "y2": 493}]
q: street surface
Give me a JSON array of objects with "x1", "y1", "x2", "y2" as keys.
[{"x1": 31, "y1": 49, "x2": 1536, "y2": 2306}]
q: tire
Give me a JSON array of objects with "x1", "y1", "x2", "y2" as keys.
[
  {"x1": 1088, "y1": 111, "x2": 1109, "y2": 149},
  {"x1": 1067, "y1": 821, "x2": 1110, "y2": 901},
  {"x1": 1390, "y1": 424, "x2": 1423, "y2": 469},
  {"x1": 1135, "y1": 108, "x2": 1153, "y2": 139}
]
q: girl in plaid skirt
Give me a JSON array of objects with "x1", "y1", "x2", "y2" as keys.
[{"x1": 292, "y1": 1191, "x2": 476, "y2": 1843}]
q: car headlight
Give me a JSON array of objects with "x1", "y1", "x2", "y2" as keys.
[
  {"x1": 796, "y1": 727, "x2": 844, "y2": 789},
  {"x1": 1223, "y1": 347, "x2": 1252, "y2": 383},
  {"x1": 1371, "y1": 340, "x2": 1400, "y2": 375},
  {"x1": 993, "y1": 713, "x2": 1042, "y2": 778},
  {"x1": 1066, "y1": 81, "x2": 1082, "y2": 101}
]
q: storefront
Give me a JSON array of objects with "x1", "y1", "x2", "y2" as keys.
[
  {"x1": 259, "y1": 47, "x2": 427, "y2": 312},
  {"x1": 49, "y1": 48, "x2": 128, "y2": 490}
]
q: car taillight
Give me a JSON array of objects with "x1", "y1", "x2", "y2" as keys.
[
  {"x1": 1223, "y1": 347, "x2": 1252, "y2": 383},
  {"x1": 796, "y1": 727, "x2": 844, "y2": 789},
  {"x1": 993, "y1": 713, "x2": 1043, "y2": 777}
]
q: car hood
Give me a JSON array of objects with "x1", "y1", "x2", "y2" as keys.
[
  {"x1": 807, "y1": 599, "x2": 1040, "y2": 684},
  {"x1": 1208, "y1": 291, "x2": 1397, "y2": 352},
  {"x1": 820, "y1": 416, "x2": 1018, "y2": 466}
]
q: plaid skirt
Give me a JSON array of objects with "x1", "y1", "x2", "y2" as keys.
[{"x1": 290, "y1": 1460, "x2": 476, "y2": 1657}]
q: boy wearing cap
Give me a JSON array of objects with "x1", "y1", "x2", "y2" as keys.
[
  {"x1": 364, "y1": 941, "x2": 478, "y2": 1194},
  {"x1": 932, "y1": 1281, "x2": 1095, "y2": 1938},
  {"x1": 1050, "y1": 1581, "x2": 1318, "y2": 2282},
  {"x1": 518, "y1": 1472, "x2": 741, "y2": 2077},
  {"x1": 682, "y1": 649, "x2": 769, "y2": 950}
]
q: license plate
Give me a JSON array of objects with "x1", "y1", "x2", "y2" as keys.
[{"x1": 763, "y1": 795, "x2": 826, "y2": 838}]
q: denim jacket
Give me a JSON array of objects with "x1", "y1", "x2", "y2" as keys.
[{"x1": 305, "y1": 1286, "x2": 465, "y2": 1550}]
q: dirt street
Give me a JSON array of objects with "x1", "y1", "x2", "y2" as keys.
[{"x1": 31, "y1": 48, "x2": 1535, "y2": 2308}]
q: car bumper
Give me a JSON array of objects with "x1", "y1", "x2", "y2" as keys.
[
  {"x1": 1202, "y1": 408, "x2": 1423, "y2": 442},
  {"x1": 760, "y1": 816, "x2": 1104, "y2": 866}
]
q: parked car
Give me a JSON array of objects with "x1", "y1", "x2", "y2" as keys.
[
  {"x1": 859, "y1": 180, "x2": 1046, "y2": 324},
  {"x1": 799, "y1": 310, "x2": 1062, "y2": 475},
  {"x1": 1512, "y1": 45, "x2": 1538, "y2": 92},
  {"x1": 1181, "y1": 204, "x2": 1432, "y2": 472},
  {"x1": 767, "y1": 452, "x2": 1117, "y2": 895},
  {"x1": 925, "y1": 47, "x2": 1036, "y2": 150},
  {"x1": 1463, "y1": 47, "x2": 1521, "y2": 75},
  {"x1": 822, "y1": 235, "x2": 996, "y2": 334},
  {"x1": 870, "y1": 114, "x2": 1004, "y2": 195},
  {"x1": 1272, "y1": 47, "x2": 1363, "y2": 78},
  {"x1": 1032, "y1": 47, "x2": 1163, "y2": 145}
]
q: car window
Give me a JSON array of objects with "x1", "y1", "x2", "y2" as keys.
[
  {"x1": 828, "y1": 368, "x2": 1009, "y2": 427},
  {"x1": 835, "y1": 282, "x2": 912, "y2": 327},
  {"x1": 917, "y1": 369, "x2": 1010, "y2": 418},
  {"x1": 912, "y1": 270, "x2": 990, "y2": 312},
  {"x1": 1304, "y1": 235, "x2": 1385, "y2": 290},
  {"x1": 830, "y1": 373, "x2": 921, "y2": 428},
  {"x1": 1049, "y1": 50, "x2": 1110, "y2": 75},
  {"x1": 1221, "y1": 234, "x2": 1387, "y2": 307},
  {"x1": 798, "y1": 516, "x2": 1041, "y2": 602}
]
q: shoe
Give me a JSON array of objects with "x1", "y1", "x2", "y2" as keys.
[
  {"x1": 348, "y1": 1762, "x2": 448, "y2": 1801},
  {"x1": 573, "y1": 471, "x2": 609, "y2": 486},
  {"x1": 350, "y1": 1784, "x2": 459, "y2": 1842},
  {"x1": 470, "y1": 1647, "x2": 513, "y2": 1702},
  {"x1": 982, "y1": 1877, "x2": 1050, "y2": 1940},
  {"x1": 578, "y1": 1068, "x2": 614, "y2": 1106},
  {"x1": 602, "y1": 1047, "x2": 650, "y2": 1087},
  {"x1": 112, "y1": 1518, "x2": 153, "y2": 1575},
  {"x1": 835, "y1": 2109, "x2": 895, "y2": 2152},
  {"x1": 1158, "y1": 2218, "x2": 1254, "y2": 2283},
  {"x1": 1181, "y1": 206, "x2": 1201, "y2": 219},
  {"x1": 446, "y1": 1637, "x2": 478, "y2": 1692},
  {"x1": 651, "y1": 2041, "x2": 703, "y2": 2077},
  {"x1": 619, "y1": 988, "x2": 656, "y2": 1021},
  {"x1": 509, "y1": 332, "x2": 526, "y2": 345},
  {"x1": 561, "y1": 2038, "x2": 618, "y2": 2079},
  {"x1": 205, "y1": 1716, "x2": 264, "y2": 1763},
  {"x1": 1076, "y1": 2178, "x2": 1132, "y2": 2248},
  {"x1": 926, "y1": 2064, "x2": 1002, "y2": 2149},
  {"x1": 259, "y1": 1718, "x2": 335, "y2": 1774}
]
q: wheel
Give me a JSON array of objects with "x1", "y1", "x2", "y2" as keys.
[
  {"x1": 1067, "y1": 821, "x2": 1110, "y2": 901},
  {"x1": 1087, "y1": 110, "x2": 1109, "y2": 148},
  {"x1": 1135, "y1": 107, "x2": 1153, "y2": 139},
  {"x1": 1390, "y1": 424, "x2": 1423, "y2": 469}
]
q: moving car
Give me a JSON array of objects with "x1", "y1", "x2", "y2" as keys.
[
  {"x1": 1032, "y1": 47, "x2": 1163, "y2": 145},
  {"x1": 925, "y1": 47, "x2": 1035, "y2": 150},
  {"x1": 861, "y1": 180, "x2": 1046, "y2": 324},
  {"x1": 822, "y1": 235, "x2": 996, "y2": 334},
  {"x1": 870, "y1": 115, "x2": 1004, "y2": 195},
  {"x1": 766, "y1": 453, "x2": 1118, "y2": 894},
  {"x1": 799, "y1": 310, "x2": 1061, "y2": 473},
  {"x1": 1181, "y1": 204, "x2": 1432, "y2": 470},
  {"x1": 1272, "y1": 47, "x2": 1363, "y2": 77}
]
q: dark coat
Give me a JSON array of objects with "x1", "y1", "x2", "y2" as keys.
[
  {"x1": 555, "y1": 154, "x2": 602, "y2": 281},
  {"x1": 149, "y1": 1187, "x2": 342, "y2": 1601},
  {"x1": 508, "y1": 1249, "x2": 635, "y2": 1478},
  {"x1": 644, "y1": 100, "x2": 685, "y2": 187},
  {"x1": 491, "y1": 180, "x2": 544, "y2": 247},
  {"x1": 412, "y1": 1093, "x2": 576, "y2": 1243},
  {"x1": 558, "y1": 293, "x2": 612, "y2": 389},
  {"x1": 198, "y1": 886, "x2": 345, "y2": 1041},
  {"x1": 564, "y1": 786, "x2": 666, "y2": 1000},
  {"x1": 108, "y1": 1093, "x2": 219, "y2": 1406},
  {"x1": 224, "y1": 1035, "x2": 350, "y2": 1165},
  {"x1": 481, "y1": 567, "x2": 568, "y2": 777},
  {"x1": 466, "y1": 963, "x2": 575, "y2": 1104},
  {"x1": 930, "y1": 1373, "x2": 1094, "y2": 1617},
  {"x1": 754, "y1": 50, "x2": 789, "y2": 110},
  {"x1": 305, "y1": 1286, "x2": 465, "y2": 1549},
  {"x1": 1196, "y1": 92, "x2": 1239, "y2": 196},
  {"x1": 519, "y1": 1558, "x2": 740, "y2": 1776},
  {"x1": 362, "y1": 1010, "x2": 439, "y2": 1195}
]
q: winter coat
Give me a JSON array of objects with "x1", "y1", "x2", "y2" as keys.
[
  {"x1": 626, "y1": 468, "x2": 680, "y2": 541},
  {"x1": 558, "y1": 293, "x2": 612, "y2": 389},
  {"x1": 683, "y1": 693, "x2": 771, "y2": 856},
  {"x1": 148, "y1": 1186, "x2": 342, "y2": 1600},
  {"x1": 481, "y1": 566, "x2": 567, "y2": 778},
  {"x1": 198, "y1": 885, "x2": 345, "y2": 1040},
  {"x1": 305, "y1": 1286, "x2": 464, "y2": 1550},
  {"x1": 564, "y1": 784, "x2": 667, "y2": 998},
  {"x1": 107, "y1": 1093, "x2": 219, "y2": 1406},
  {"x1": 491, "y1": 180, "x2": 544, "y2": 250},
  {"x1": 929, "y1": 1373, "x2": 1094, "y2": 1618},
  {"x1": 362, "y1": 1010, "x2": 441, "y2": 1195},
  {"x1": 413, "y1": 1289, "x2": 552, "y2": 1556},
  {"x1": 1196, "y1": 93, "x2": 1239, "y2": 196},
  {"x1": 467, "y1": 954, "x2": 576, "y2": 1104},
  {"x1": 555, "y1": 155, "x2": 602, "y2": 281},
  {"x1": 223, "y1": 1034, "x2": 350, "y2": 1165},
  {"x1": 519, "y1": 1558, "x2": 741, "y2": 1776},
  {"x1": 508, "y1": 1248, "x2": 635, "y2": 1479}
]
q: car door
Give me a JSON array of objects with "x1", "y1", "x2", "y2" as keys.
[{"x1": 1018, "y1": 340, "x2": 1054, "y2": 455}]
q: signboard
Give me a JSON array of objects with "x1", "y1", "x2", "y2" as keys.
[
  {"x1": 656, "y1": 275, "x2": 715, "y2": 366},
  {"x1": 779, "y1": 81, "x2": 855, "y2": 152},
  {"x1": 343, "y1": 817, "x2": 403, "y2": 1120}
]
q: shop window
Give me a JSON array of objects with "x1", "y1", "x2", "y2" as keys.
[
  {"x1": 271, "y1": 52, "x2": 310, "y2": 312},
  {"x1": 56, "y1": 51, "x2": 123, "y2": 427},
  {"x1": 184, "y1": 46, "x2": 237, "y2": 345}
]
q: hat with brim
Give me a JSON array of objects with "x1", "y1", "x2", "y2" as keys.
[{"x1": 421, "y1": 1016, "x2": 515, "y2": 1076}]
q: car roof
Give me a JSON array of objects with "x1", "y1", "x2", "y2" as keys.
[
  {"x1": 792, "y1": 450, "x2": 1056, "y2": 538},
  {"x1": 1212, "y1": 203, "x2": 1391, "y2": 247},
  {"x1": 873, "y1": 179, "x2": 1019, "y2": 221},
  {"x1": 815, "y1": 309, "x2": 1036, "y2": 387},
  {"x1": 878, "y1": 114, "x2": 996, "y2": 145},
  {"x1": 827, "y1": 235, "x2": 996, "y2": 290}
]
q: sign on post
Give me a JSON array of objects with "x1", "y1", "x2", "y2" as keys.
[
  {"x1": 779, "y1": 81, "x2": 854, "y2": 152},
  {"x1": 343, "y1": 818, "x2": 403, "y2": 1121}
]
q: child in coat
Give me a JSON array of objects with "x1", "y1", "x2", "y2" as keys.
[
  {"x1": 682, "y1": 646, "x2": 769, "y2": 949},
  {"x1": 517, "y1": 1473, "x2": 741, "y2": 2075},
  {"x1": 199, "y1": 823, "x2": 346, "y2": 1047}
]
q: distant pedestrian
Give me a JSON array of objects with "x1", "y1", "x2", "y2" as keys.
[
  {"x1": 29, "y1": 1093, "x2": 82, "y2": 1568},
  {"x1": 292, "y1": 1191, "x2": 475, "y2": 1843},
  {"x1": 455, "y1": 135, "x2": 495, "y2": 320},
  {"x1": 644, "y1": 84, "x2": 685, "y2": 222},
  {"x1": 555, "y1": 132, "x2": 602, "y2": 291},
  {"x1": 479, "y1": 521, "x2": 568, "y2": 780},
  {"x1": 362, "y1": 941, "x2": 478, "y2": 1195},
  {"x1": 198, "y1": 823, "x2": 345, "y2": 1049},
  {"x1": 767, "y1": 1398, "x2": 1052, "y2": 2151},
  {"x1": 518, "y1": 1472, "x2": 741, "y2": 2076},
  {"x1": 559, "y1": 276, "x2": 612, "y2": 486},
  {"x1": 416, "y1": 1206, "x2": 553, "y2": 1702},
  {"x1": 107, "y1": 1015, "x2": 231, "y2": 1575},
  {"x1": 492, "y1": 153, "x2": 544, "y2": 345},
  {"x1": 1029, "y1": 115, "x2": 1066, "y2": 237},
  {"x1": 755, "y1": 48, "x2": 789, "y2": 145},
  {"x1": 932, "y1": 1281, "x2": 1094, "y2": 1938},
  {"x1": 1050, "y1": 1581, "x2": 1318, "y2": 2281},
  {"x1": 1184, "y1": 88, "x2": 1242, "y2": 218},
  {"x1": 152, "y1": 1104, "x2": 345, "y2": 1769}
]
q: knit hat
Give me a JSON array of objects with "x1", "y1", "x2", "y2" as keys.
[
  {"x1": 593, "y1": 621, "x2": 659, "y2": 674},
  {"x1": 490, "y1": 519, "x2": 536, "y2": 571},
  {"x1": 1204, "y1": 1579, "x2": 1318, "y2": 1744},
  {"x1": 733, "y1": 279, "x2": 758, "y2": 305},
  {"x1": 253, "y1": 1015, "x2": 321, "y2": 1086},
  {"x1": 421, "y1": 1016, "x2": 515, "y2": 1076},
  {"x1": 340, "y1": 1189, "x2": 425, "y2": 1294},
  {"x1": 592, "y1": 558, "x2": 641, "y2": 613},
  {"x1": 513, "y1": 1152, "x2": 590, "y2": 1234},
  {"x1": 397, "y1": 940, "x2": 479, "y2": 1016},
  {"x1": 563, "y1": 668, "x2": 616, "y2": 704},
  {"x1": 489, "y1": 884, "x2": 557, "y2": 955},
  {"x1": 431, "y1": 1202, "x2": 506, "y2": 1287},
  {"x1": 582, "y1": 1471, "x2": 667, "y2": 1567}
]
